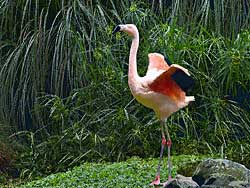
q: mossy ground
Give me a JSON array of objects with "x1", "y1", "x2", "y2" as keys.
[{"x1": 7, "y1": 155, "x2": 208, "y2": 188}]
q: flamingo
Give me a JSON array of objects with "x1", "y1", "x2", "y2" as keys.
[{"x1": 112, "y1": 24, "x2": 195, "y2": 186}]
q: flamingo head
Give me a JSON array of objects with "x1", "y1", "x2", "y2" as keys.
[{"x1": 112, "y1": 24, "x2": 138, "y2": 37}]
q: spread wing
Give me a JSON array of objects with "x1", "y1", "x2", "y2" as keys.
[
  {"x1": 147, "y1": 53, "x2": 169, "y2": 74},
  {"x1": 148, "y1": 65, "x2": 194, "y2": 101}
]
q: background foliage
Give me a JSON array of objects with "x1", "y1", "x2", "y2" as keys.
[{"x1": 0, "y1": 0, "x2": 250, "y2": 181}]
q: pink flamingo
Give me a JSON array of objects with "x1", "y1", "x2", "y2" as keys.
[{"x1": 112, "y1": 24, "x2": 195, "y2": 186}]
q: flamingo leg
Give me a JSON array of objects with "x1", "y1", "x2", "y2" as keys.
[
  {"x1": 157, "y1": 120, "x2": 172, "y2": 187},
  {"x1": 164, "y1": 122, "x2": 172, "y2": 181},
  {"x1": 150, "y1": 121, "x2": 166, "y2": 186},
  {"x1": 161, "y1": 122, "x2": 173, "y2": 187}
]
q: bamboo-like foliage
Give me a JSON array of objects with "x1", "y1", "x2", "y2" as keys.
[
  {"x1": 0, "y1": 0, "x2": 111, "y2": 129},
  {"x1": 0, "y1": 0, "x2": 249, "y2": 130}
]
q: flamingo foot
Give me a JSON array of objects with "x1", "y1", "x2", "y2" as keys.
[{"x1": 150, "y1": 175, "x2": 160, "y2": 186}]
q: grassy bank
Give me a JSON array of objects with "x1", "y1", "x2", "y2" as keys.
[{"x1": 10, "y1": 155, "x2": 207, "y2": 188}]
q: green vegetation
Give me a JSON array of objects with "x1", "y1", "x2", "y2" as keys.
[
  {"x1": 0, "y1": 0, "x2": 250, "y2": 186},
  {"x1": 14, "y1": 155, "x2": 206, "y2": 188}
]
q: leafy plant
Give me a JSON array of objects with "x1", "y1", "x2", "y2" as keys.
[{"x1": 0, "y1": 124, "x2": 20, "y2": 184}]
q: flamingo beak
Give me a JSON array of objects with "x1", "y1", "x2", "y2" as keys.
[{"x1": 112, "y1": 25, "x2": 121, "y2": 34}]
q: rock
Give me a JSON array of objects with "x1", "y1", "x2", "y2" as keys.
[
  {"x1": 164, "y1": 174, "x2": 199, "y2": 188},
  {"x1": 192, "y1": 158, "x2": 250, "y2": 186},
  {"x1": 201, "y1": 173, "x2": 235, "y2": 188},
  {"x1": 228, "y1": 181, "x2": 250, "y2": 188},
  {"x1": 177, "y1": 161, "x2": 201, "y2": 177},
  {"x1": 165, "y1": 158, "x2": 250, "y2": 188}
]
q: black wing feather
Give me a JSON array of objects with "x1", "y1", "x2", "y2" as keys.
[{"x1": 171, "y1": 70, "x2": 194, "y2": 92}]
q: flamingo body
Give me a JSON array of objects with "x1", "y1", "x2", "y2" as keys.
[
  {"x1": 112, "y1": 24, "x2": 195, "y2": 185},
  {"x1": 128, "y1": 52, "x2": 194, "y2": 120}
]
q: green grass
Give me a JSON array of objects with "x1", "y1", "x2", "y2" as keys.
[{"x1": 12, "y1": 155, "x2": 207, "y2": 188}]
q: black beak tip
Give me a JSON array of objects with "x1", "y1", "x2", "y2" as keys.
[{"x1": 112, "y1": 25, "x2": 121, "y2": 35}]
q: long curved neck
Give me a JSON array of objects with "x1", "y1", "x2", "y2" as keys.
[{"x1": 128, "y1": 31, "x2": 140, "y2": 84}]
